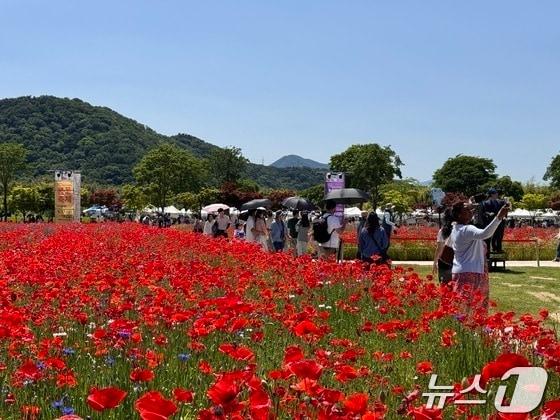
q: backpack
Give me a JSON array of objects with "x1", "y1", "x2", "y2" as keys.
[
  {"x1": 287, "y1": 218, "x2": 298, "y2": 238},
  {"x1": 312, "y1": 214, "x2": 332, "y2": 244}
]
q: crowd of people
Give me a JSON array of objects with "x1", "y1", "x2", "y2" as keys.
[{"x1": 192, "y1": 200, "x2": 400, "y2": 265}]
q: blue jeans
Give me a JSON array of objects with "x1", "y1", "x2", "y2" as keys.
[{"x1": 273, "y1": 241, "x2": 284, "y2": 252}]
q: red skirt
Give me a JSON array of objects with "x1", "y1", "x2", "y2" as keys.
[{"x1": 452, "y1": 271, "x2": 489, "y2": 316}]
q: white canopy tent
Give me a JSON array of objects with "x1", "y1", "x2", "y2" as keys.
[
  {"x1": 344, "y1": 207, "x2": 362, "y2": 218},
  {"x1": 508, "y1": 208, "x2": 533, "y2": 218},
  {"x1": 163, "y1": 206, "x2": 182, "y2": 216}
]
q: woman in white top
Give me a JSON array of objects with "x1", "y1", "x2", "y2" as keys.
[
  {"x1": 449, "y1": 201, "x2": 509, "y2": 317},
  {"x1": 203, "y1": 214, "x2": 215, "y2": 236},
  {"x1": 245, "y1": 210, "x2": 256, "y2": 243},
  {"x1": 252, "y1": 210, "x2": 269, "y2": 251}
]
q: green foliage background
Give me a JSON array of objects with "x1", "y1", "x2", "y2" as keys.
[{"x1": 0, "y1": 96, "x2": 324, "y2": 189}]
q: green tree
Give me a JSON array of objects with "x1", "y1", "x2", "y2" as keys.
[
  {"x1": 133, "y1": 143, "x2": 206, "y2": 211},
  {"x1": 36, "y1": 182, "x2": 55, "y2": 220},
  {"x1": 209, "y1": 146, "x2": 249, "y2": 186},
  {"x1": 433, "y1": 155, "x2": 496, "y2": 197},
  {"x1": 330, "y1": 144, "x2": 403, "y2": 207},
  {"x1": 122, "y1": 184, "x2": 149, "y2": 211},
  {"x1": 300, "y1": 184, "x2": 324, "y2": 208},
  {"x1": 381, "y1": 190, "x2": 412, "y2": 221},
  {"x1": 9, "y1": 185, "x2": 39, "y2": 220},
  {"x1": 544, "y1": 153, "x2": 560, "y2": 189},
  {"x1": 521, "y1": 193, "x2": 547, "y2": 211},
  {"x1": 549, "y1": 192, "x2": 560, "y2": 211},
  {"x1": 196, "y1": 187, "x2": 221, "y2": 208},
  {"x1": 481, "y1": 176, "x2": 525, "y2": 202},
  {"x1": 0, "y1": 143, "x2": 27, "y2": 221},
  {"x1": 380, "y1": 179, "x2": 431, "y2": 209},
  {"x1": 174, "y1": 192, "x2": 198, "y2": 211}
]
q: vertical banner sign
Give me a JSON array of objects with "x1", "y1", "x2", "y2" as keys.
[
  {"x1": 325, "y1": 172, "x2": 345, "y2": 222},
  {"x1": 72, "y1": 172, "x2": 81, "y2": 222},
  {"x1": 54, "y1": 170, "x2": 81, "y2": 222}
]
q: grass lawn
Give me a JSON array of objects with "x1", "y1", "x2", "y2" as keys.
[{"x1": 402, "y1": 265, "x2": 560, "y2": 319}]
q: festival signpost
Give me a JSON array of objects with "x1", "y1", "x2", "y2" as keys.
[
  {"x1": 324, "y1": 172, "x2": 345, "y2": 222},
  {"x1": 325, "y1": 172, "x2": 345, "y2": 262},
  {"x1": 54, "y1": 170, "x2": 81, "y2": 222}
]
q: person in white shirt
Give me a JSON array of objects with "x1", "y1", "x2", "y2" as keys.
[
  {"x1": 203, "y1": 214, "x2": 215, "y2": 236},
  {"x1": 319, "y1": 200, "x2": 345, "y2": 260},
  {"x1": 449, "y1": 201, "x2": 509, "y2": 317},
  {"x1": 245, "y1": 210, "x2": 256, "y2": 243},
  {"x1": 214, "y1": 208, "x2": 230, "y2": 238}
]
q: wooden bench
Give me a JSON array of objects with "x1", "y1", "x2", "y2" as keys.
[{"x1": 488, "y1": 252, "x2": 507, "y2": 271}]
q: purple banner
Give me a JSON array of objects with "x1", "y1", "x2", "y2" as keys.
[{"x1": 324, "y1": 172, "x2": 345, "y2": 222}]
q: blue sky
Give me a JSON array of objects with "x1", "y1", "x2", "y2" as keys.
[{"x1": 1, "y1": 0, "x2": 559, "y2": 182}]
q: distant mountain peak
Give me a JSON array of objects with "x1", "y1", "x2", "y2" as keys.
[{"x1": 270, "y1": 155, "x2": 328, "y2": 169}]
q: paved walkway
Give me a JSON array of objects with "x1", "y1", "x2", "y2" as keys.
[{"x1": 393, "y1": 260, "x2": 560, "y2": 268}]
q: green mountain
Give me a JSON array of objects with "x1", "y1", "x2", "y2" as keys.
[
  {"x1": 0, "y1": 96, "x2": 324, "y2": 189},
  {"x1": 270, "y1": 154, "x2": 328, "y2": 169}
]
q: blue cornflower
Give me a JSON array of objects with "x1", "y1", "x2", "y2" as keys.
[
  {"x1": 178, "y1": 353, "x2": 191, "y2": 362},
  {"x1": 51, "y1": 398, "x2": 64, "y2": 409},
  {"x1": 36, "y1": 361, "x2": 46, "y2": 370},
  {"x1": 105, "y1": 356, "x2": 116, "y2": 366},
  {"x1": 63, "y1": 347, "x2": 75, "y2": 356},
  {"x1": 118, "y1": 330, "x2": 131, "y2": 339},
  {"x1": 61, "y1": 406, "x2": 75, "y2": 415}
]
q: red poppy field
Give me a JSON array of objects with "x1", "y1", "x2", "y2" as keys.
[
  {"x1": 340, "y1": 226, "x2": 558, "y2": 261},
  {"x1": 0, "y1": 223, "x2": 559, "y2": 419}
]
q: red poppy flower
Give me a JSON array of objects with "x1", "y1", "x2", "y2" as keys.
[
  {"x1": 218, "y1": 343, "x2": 255, "y2": 361},
  {"x1": 248, "y1": 376, "x2": 271, "y2": 420},
  {"x1": 130, "y1": 368, "x2": 155, "y2": 382},
  {"x1": 343, "y1": 392, "x2": 368, "y2": 414},
  {"x1": 408, "y1": 405, "x2": 443, "y2": 420},
  {"x1": 87, "y1": 386, "x2": 127, "y2": 411},
  {"x1": 491, "y1": 413, "x2": 530, "y2": 420},
  {"x1": 293, "y1": 320, "x2": 322, "y2": 337},
  {"x1": 135, "y1": 391, "x2": 177, "y2": 420},
  {"x1": 56, "y1": 371, "x2": 77, "y2": 388},
  {"x1": 416, "y1": 361, "x2": 433, "y2": 375},
  {"x1": 198, "y1": 360, "x2": 213, "y2": 374},
  {"x1": 334, "y1": 364, "x2": 359, "y2": 383},
  {"x1": 173, "y1": 388, "x2": 194, "y2": 403},
  {"x1": 481, "y1": 353, "x2": 530, "y2": 388},
  {"x1": 543, "y1": 399, "x2": 560, "y2": 416},
  {"x1": 207, "y1": 376, "x2": 240, "y2": 407},
  {"x1": 283, "y1": 345, "x2": 304, "y2": 364},
  {"x1": 286, "y1": 359, "x2": 324, "y2": 380},
  {"x1": 21, "y1": 405, "x2": 40, "y2": 419}
]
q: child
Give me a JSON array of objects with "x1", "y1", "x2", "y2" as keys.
[{"x1": 234, "y1": 222, "x2": 246, "y2": 240}]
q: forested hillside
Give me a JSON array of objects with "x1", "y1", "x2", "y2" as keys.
[{"x1": 0, "y1": 96, "x2": 324, "y2": 188}]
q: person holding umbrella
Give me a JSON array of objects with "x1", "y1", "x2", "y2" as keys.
[{"x1": 318, "y1": 200, "x2": 346, "y2": 259}]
